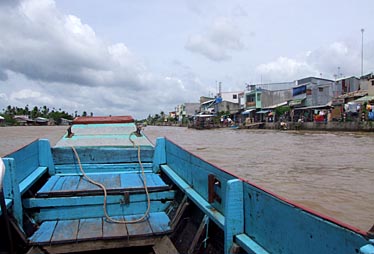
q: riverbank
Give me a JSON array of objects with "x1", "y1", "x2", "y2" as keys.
[
  {"x1": 263, "y1": 121, "x2": 374, "y2": 131},
  {"x1": 185, "y1": 120, "x2": 374, "y2": 131}
]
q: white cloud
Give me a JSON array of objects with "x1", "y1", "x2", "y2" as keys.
[
  {"x1": 186, "y1": 34, "x2": 231, "y2": 61},
  {"x1": 256, "y1": 40, "x2": 374, "y2": 82},
  {"x1": 307, "y1": 41, "x2": 361, "y2": 77},
  {"x1": 256, "y1": 57, "x2": 318, "y2": 82},
  {"x1": 1, "y1": 0, "x2": 373, "y2": 119},
  {"x1": 10, "y1": 89, "x2": 42, "y2": 100},
  {"x1": 0, "y1": 0, "x2": 205, "y2": 118},
  {"x1": 185, "y1": 17, "x2": 243, "y2": 61}
]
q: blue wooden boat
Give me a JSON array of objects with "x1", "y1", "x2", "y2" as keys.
[{"x1": 1, "y1": 116, "x2": 373, "y2": 254}]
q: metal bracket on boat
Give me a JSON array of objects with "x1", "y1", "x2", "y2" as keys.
[
  {"x1": 134, "y1": 124, "x2": 143, "y2": 137},
  {"x1": 368, "y1": 224, "x2": 374, "y2": 238},
  {"x1": 121, "y1": 191, "x2": 130, "y2": 205},
  {"x1": 67, "y1": 126, "x2": 74, "y2": 138},
  {"x1": 208, "y1": 174, "x2": 221, "y2": 204}
]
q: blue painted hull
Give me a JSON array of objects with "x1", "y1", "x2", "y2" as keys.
[{"x1": 1, "y1": 118, "x2": 373, "y2": 253}]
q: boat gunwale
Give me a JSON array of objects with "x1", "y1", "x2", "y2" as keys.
[{"x1": 162, "y1": 137, "x2": 369, "y2": 238}]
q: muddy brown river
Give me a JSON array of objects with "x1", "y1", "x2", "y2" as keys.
[{"x1": 1, "y1": 125, "x2": 373, "y2": 231}]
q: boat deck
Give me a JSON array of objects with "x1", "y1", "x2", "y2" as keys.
[
  {"x1": 36, "y1": 172, "x2": 169, "y2": 197},
  {"x1": 29, "y1": 212, "x2": 171, "y2": 252},
  {"x1": 55, "y1": 123, "x2": 153, "y2": 148}
]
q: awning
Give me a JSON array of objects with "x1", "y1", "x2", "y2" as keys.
[
  {"x1": 289, "y1": 98, "x2": 305, "y2": 107},
  {"x1": 241, "y1": 109, "x2": 255, "y2": 115},
  {"x1": 354, "y1": 95, "x2": 374, "y2": 103},
  {"x1": 264, "y1": 101, "x2": 288, "y2": 109},
  {"x1": 256, "y1": 110, "x2": 270, "y2": 114},
  {"x1": 294, "y1": 103, "x2": 333, "y2": 110},
  {"x1": 195, "y1": 114, "x2": 214, "y2": 118},
  {"x1": 201, "y1": 99, "x2": 215, "y2": 105}
]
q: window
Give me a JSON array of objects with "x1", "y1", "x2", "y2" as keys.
[
  {"x1": 371, "y1": 80, "x2": 374, "y2": 86},
  {"x1": 318, "y1": 87, "x2": 324, "y2": 92},
  {"x1": 233, "y1": 94, "x2": 237, "y2": 99}
]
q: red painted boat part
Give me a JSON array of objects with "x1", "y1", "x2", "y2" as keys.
[{"x1": 73, "y1": 116, "x2": 134, "y2": 124}]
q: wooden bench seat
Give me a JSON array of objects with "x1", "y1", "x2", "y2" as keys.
[
  {"x1": 36, "y1": 172, "x2": 169, "y2": 197},
  {"x1": 29, "y1": 212, "x2": 172, "y2": 253}
]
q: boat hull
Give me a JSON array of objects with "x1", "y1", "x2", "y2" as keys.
[{"x1": 0, "y1": 117, "x2": 372, "y2": 253}]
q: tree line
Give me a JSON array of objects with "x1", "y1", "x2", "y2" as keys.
[{"x1": 0, "y1": 105, "x2": 90, "y2": 125}]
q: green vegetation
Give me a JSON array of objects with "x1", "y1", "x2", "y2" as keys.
[
  {"x1": 1, "y1": 105, "x2": 76, "y2": 125},
  {"x1": 140, "y1": 111, "x2": 183, "y2": 126},
  {"x1": 275, "y1": 106, "x2": 290, "y2": 116}
]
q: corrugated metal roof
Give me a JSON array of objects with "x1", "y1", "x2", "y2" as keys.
[
  {"x1": 354, "y1": 95, "x2": 374, "y2": 102},
  {"x1": 337, "y1": 90, "x2": 367, "y2": 99},
  {"x1": 264, "y1": 101, "x2": 288, "y2": 109}
]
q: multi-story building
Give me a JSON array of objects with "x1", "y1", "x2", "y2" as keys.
[
  {"x1": 220, "y1": 91, "x2": 241, "y2": 104},
  {"x1": 296, "y1": 77, "x2": 335, "y2": 107},
  {"x1": 334, "y1": 76, "x2": 360, "y2": 96}
]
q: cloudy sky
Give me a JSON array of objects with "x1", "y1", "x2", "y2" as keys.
[{"x1": 0, "y1": 0, "x2": 373, "y2": 119}]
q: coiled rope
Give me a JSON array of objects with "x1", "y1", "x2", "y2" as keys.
[{"x1": 71, "y1": 130, "x2": 151, "y2": 224}]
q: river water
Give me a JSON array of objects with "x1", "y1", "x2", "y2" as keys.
[{"x1": 0, "y1": 125, "x2": 373, "y2": 231}]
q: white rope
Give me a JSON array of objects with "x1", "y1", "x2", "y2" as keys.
[{"x1": 71, "y1": 131, "x2": 151, "y2": 224}]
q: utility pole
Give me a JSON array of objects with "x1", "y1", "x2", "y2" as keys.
[{"x1": 361, "y1": 28, "x2": 364, "y2": 77}]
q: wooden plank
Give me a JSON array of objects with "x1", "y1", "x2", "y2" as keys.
[
  {"x1": 125, "y1": 214, "x2": 153, "y2": 237},
  {"x1": 152, "y1": 137, "x2": 167, "y2": 172},
  {"x1": 6, "y1": 140, "x2": 39, "y2": 183},
  {"x1": 29, "y1": 220, "x2": 57, "y2": 245},
  {"x1": 35, "y1": 184, "x2": 169, "y2": 197},
  {"x1": 100, "y1": 174, "x2": 120, "y2": 188},
  {"x1": 52, "y1": 147, "x2": 154, "y2": 165},
  {"x1": 235, "y1": 234, "x2": 269, "y2": 254},
  {"x1": 86, "y1": 174, "x2": 120, "y2": 189},
  {"x1": 120, "y1": 173, "x2": 143, "y2": 188},
  {"x1": 37, "y1": 172, "x2": 168, "y2": 197},
  {"x1": 55, "y1": 137, "x2": 153, "y2": 151},
  {"x1": 43, "y1": 237, "x2": 159, "y2": 253},
  {"x1": 38, "y1": 139, "x2": 55, "y2": 175},
  {"x1": 76, "y1": 176, "x2": 101, "y2": 191},
  {"x1": 103, "y1": 216, "x2": 128, "y2": 239},
  {"x1": 51, "y1": 219, "x2": 79, "y2": 243},
  {"x1": 54, "y1": 163, "x2": 153, "y2": 174},
  {"x1": 51, "y1": 176, "x2": 67, "y2": 191},
  {"x1": 60, "y1": 175, "x2": 81, "y2": 191},
  {"x1": 149, "y1": 173, "x2": 168, "y2": 187},
  {"x1": 148, "y1": 212, "x2": 171, "y2": 235},
  {"x1": 77, "y1": 218, "x2": 103, "y2": 241},
  {"x1": 4, "y1": 158, "x2": 23, "y2": 227},
  {"x1": 153, "y1": 236, "x2": 179, "y2": 254},
  {"x1": 24, "y1": 191, "x2": 176, "y2": 208},
  {"x1": 170, "y1": 195, "x2": 188, "y2": 229},
  {"x1": 161, "y1": 165, "x2": 225, "y2": 229},
  {"x1": 26, "y1": 246, "x2": 45, "y2": 254},
  {"x1": 35, "y1": 201, "x2": 171, "y2": 221},
  {"x1": 188, "y1": 215, "x2": 208, "y2": 254},
  {"x1": 19, "y1": 166, "x2": 48, "y2": 195},
  {"x1": 37, "y1": 175, "x2": 60, "y2": 196},
  {"x1": 144, "y1": 173, "x2": 156, "y2": 186},
  {"x1": 224, "y1": 179, "x2": 244, "y2": 254}
]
